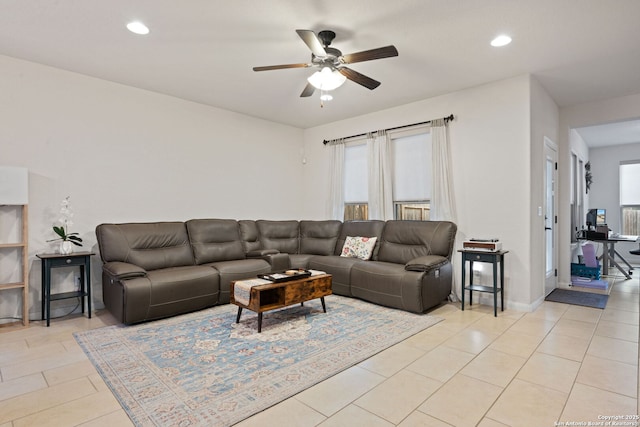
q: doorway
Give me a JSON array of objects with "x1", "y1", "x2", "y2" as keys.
[{"x1": 544, "y1": 137, "x2": 559, "y2": 296}]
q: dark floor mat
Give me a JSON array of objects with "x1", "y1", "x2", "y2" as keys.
[{"x1": 545, "y1": 288, "x2": 608, "y2": 309}]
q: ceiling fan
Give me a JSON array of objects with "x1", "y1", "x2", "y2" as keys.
[{"x1": 253, "y1": 29, "x2": 398, "y2": 98}]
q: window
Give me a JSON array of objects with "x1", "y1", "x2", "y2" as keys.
[
  {"x1": 344, "y1": 203, "x2": 369, "y2": 220},
  {"x1": 343, "y1": 143, "x2": 368, "y2": 220},
  {"x1": 342, "y1": 130, "x2": 431, "y2": 221},
  {"x1": 620, "y1": 161, "x2": 640, "y2": 235},
  {"x1": 622, "y1": 207, "x2": 640, "y2": 235},
  {"x1": 395, "y1": 202, "x2": 430, "y2": 220},
  {"x1": 392, "y1": 132, "x2": 431, "y2": 220}
]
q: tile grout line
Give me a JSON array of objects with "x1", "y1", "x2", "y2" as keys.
[
  {"x1": 396, "y1": 309, "x2": 523, "y2": 425},
  {"x1": 555, "y1": 271, "x2": 638, "y2": 421},
  {"x1": 457, "y1": 284, "x2": 634, "y2": 425},
  {"x1": 473, "y1": 305, "x2": 568, "y2": 425}
]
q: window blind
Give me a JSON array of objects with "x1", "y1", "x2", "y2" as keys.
[
  {"x1": 344, "y1": 144, "x2": 368, "y2": 203},
  {"x1": 620, "y1": 161, "x2": 640, "y2": 205},
  {"x1": 392, "y1": 133, "x2": 432, "y2": 201}
]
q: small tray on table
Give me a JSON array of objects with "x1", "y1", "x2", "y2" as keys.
[{"x1": 258, "y1": 269, "x2": 312, "y2": 283}]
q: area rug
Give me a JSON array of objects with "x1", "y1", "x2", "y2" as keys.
[
  {"x1": 74, "y1": 295, "x2": 442, "y2": 426},
  {"x1": 545, "y1": 288, "x2": 609, "y2": 309}
]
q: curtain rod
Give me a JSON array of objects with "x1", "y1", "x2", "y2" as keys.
[{"x1": 322, "y1": 113, "x2": 454, "y2": 145}]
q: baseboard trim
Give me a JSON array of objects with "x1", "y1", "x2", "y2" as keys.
[{"x1": 471, "y1": 293, "x2": 544, "y2": 313}]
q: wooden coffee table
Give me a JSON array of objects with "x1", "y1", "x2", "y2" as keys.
[{"x1": 230, "y1": 273, "x2": 332, "y2": 332}]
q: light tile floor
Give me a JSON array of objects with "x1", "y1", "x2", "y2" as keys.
[{"x1": 1, "y1": 272, "x2": 638, "y2": 426}]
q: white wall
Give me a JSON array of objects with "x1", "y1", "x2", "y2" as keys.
[
  {"x1": 0, "y1": 55, "x2": 304, "y2": 320},
  {"x1": 529, "y1": 76, "x2": 560, "y2": 303},
  {"x1": 302, "y1": 75, "x2": 538, "y2": 310},
  {"x1": 558, "y1": 92, "x2": 640, "y2": 284},
  {"x1": 569, "y1": 129, "x2": 590, "y2": 165}
]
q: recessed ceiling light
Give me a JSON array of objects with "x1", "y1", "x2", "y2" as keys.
[
  {"x1": 127, "y1": 21, "x2": 150, "y2": 35},
  {"x1": 491, "y1": 34, "x2": 512, "y2": 47}
]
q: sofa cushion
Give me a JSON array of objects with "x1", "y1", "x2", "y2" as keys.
[
  {"x1": 299, "y1": 220, "x2": 342, "y2": 255},
  {"x1": 289, "y1": 253, "x2": 315, "y2": 269},
  {"x1": 256, "y1": 220, "x2": 300, "y2": 253},
  {"x1": 206, "y1": 259, "x2": 272, "y2": 304},
  {"x1": 336, "y1": 220, "x2": 386, "y2": 258},
  {"x1": 351, "y1": 261, "x2": 425, "y2": 313},
  {"x1": 122, "y1": 265, "x2": 220, "y2": 323},
  {"x1": 377, "y1": 220, "x2": 457, "y2": 264},
  {"x1": 96, "y1": 222, "x2": 195, "y2": 270},
  {"x1": 340, "y1": 236, "x2": 377, "y2": 260},
  {"x1": 308, "y1": 255, "x2": 365, "y2": 297},
  {"x1": 147, "y1": 266, "x2": 220, "y2": 305},
  {"x1": 186, "y1": 219, "x2": 245, "y2": 264},
  {"x1": 239, "y1": 220, "x2": 261, "y2": 253}
]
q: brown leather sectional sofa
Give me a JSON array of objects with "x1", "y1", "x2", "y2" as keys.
[{"x1": 95, "y1": 219, "x2": 457, "y2": 324}]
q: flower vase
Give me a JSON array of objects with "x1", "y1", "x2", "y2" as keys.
[{"x1": 60, "y1": 241, "x2": 74, "y2": 255}]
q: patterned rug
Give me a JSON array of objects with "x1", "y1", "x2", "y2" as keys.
[{"x1": 74, "y1": 295, "x2": 443, "y2": 426}]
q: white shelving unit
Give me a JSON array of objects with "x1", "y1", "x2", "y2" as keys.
[
  {"x1": 0, "y1": 166, "x2": 29, "y2": 329},
  {"x1": 0, "y1": 204, "x2": 29, "y2": 327}
]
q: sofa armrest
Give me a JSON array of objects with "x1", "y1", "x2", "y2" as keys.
[
  {"x1": 103, "y1": 262, "x2": 147, "y2": 280},
  {"x1": 246, "y1": 249, "x2": 280, "y2": 257},
  {"x1": 405, "y1": 255, "x2": 449, "y2": 272}
]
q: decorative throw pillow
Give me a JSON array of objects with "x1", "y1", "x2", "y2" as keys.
[{"x1": 340, "y1": 236, "x2": 377, "y2": 260}]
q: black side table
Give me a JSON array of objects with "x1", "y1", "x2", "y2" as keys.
[
  {"x1": 36, "y1": 251, "x2": 95, "y2": 326},
  {"x1": 458, "y1": 249, "x2": 508, "y2": 317}
]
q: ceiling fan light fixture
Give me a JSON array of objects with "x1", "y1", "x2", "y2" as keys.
[
  {"x1": 490, "y1": 34, "x2": 512, "y2": 47},
  {"x1": 127, "y1": 21, "x2": 150, "y2": 35},
  {"x1": 307, "y1": 67, "x2": 346, "y2": 91},
  {"x1": 320, "y1": 92, "x2": 333, "y2": 101}
]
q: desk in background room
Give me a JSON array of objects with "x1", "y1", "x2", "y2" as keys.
[{"x1": 580, "y1": 234, "x2": 638, "y2": 279}]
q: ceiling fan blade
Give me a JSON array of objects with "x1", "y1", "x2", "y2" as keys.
[
  {"x1": 339, "y1": 67, "x2": 381, "y2": 90},
  {"x1": 252, "y1": 63, "x2": 311, "y2": 71},
  {"x1": 296, "y1": 29, "x2": 327, "y2": 57},
  {"x1": 341, "y1": 45, "x2": 398, "y2": 64},
  {"x1": 300, "y1": 83, "x2": 315, "y2": 97}
]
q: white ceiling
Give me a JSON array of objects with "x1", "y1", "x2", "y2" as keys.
[
  {"x1": 2, "y1": 0, "x2": 640, "y2": 129},
  {"x1": 575, "y1": 120, "x2": 640, "y2": 148}
]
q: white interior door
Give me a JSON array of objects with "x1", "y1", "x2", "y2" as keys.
[{"x1": 544, "y1": 138, "x2": 558, "y2": 296}]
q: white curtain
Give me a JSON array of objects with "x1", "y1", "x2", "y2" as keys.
[
  {"x1": 367, "y1": 130, "x2": 394, "y2": 220},
  {"x1": 430, "y1": 118, "x2": 458, "y2": 302},
  {"x1": 328, "y1": 141, "x2": 345, "y2": 220},
  {"x1": 430, "y1": 119, "x2": 456, "y2": 222}
]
